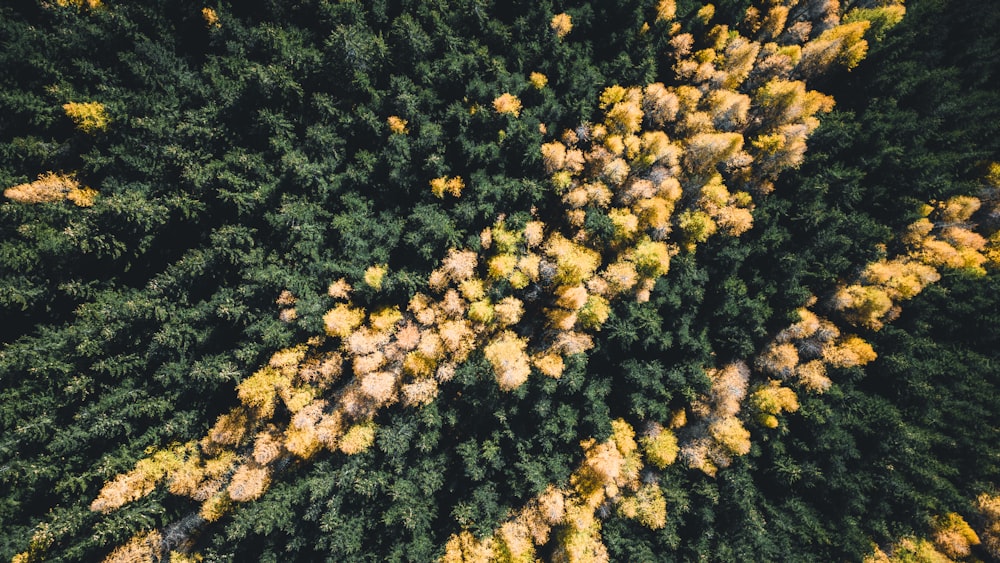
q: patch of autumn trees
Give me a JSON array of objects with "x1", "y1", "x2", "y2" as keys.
[
  {"x1": 864, "y1": 495, "x2": 1000, "y2": 562},
  {"x1": 10, "y1": 0, "x2": 1000, "y2": 561},
  {"x1": 81, "y1": 0, "x2": 921, "y2": 559},
  {"x1": 440, "y1": 420, "x2": 670, "y2": 563}
]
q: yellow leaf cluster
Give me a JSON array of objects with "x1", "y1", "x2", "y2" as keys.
[
  {"x1": 387, "y1": 115, "x2": 408, "y2": 134},
  {"x1": 91, "y1": 443, "x2": 195, "y2": 513},
  {"x1": 55, "y1": 0, "x2": 102, "y2": 9},
  {"x1": 529, "y1": 72, "x2": 548, "y2": 90},
  {"x1": 201, "y1": 7, "x2": 221, "y2": 28},
  {"x1": 63, "y1": 101, "x2": 110, "y2": 133},
  {"x1": 324, "y1": 303, "x2": 365, "y2": 338},
  {"x1": 227, "y1": 463, "x2": 271, "y2": 502},
  {"x1": 977, "y1": 493, "x2": 1000, "y2": 558},
  {"x1": 640, "y1": 425, "x2": 678, "y2": 468},
  {"x1": 655, "y1": 0, "x2": 676, "y2": 22},
  {"x1": 932, "y1": 512, "x2": 980, "y2": 559},
  {"x1": 441, "y1": 531, "x2": 494, "y2": 563},
  {"x1": 550, "y1": 13, "x2": 572, "y2": 38},
  {"x1": 485, "y1": 331, "x2": 531, "y2": 391},
  {"x1": 750, "y1": 381, "x2": 799, "y2": 428},
  {"x1": 364, "y1": 264, "x2": 387, "y2": 290},
  {"x1": 616, "y1": 483, "x2": 667, "y2": 530},
  {"x1": 4, "y1": 172, "x2": 96, "y2": 207},
  {"x1": 102, "y1": 531, "x2": 162, "y2": 563},
  {"x1": 492, "y1": 93, "x2": 522, "y2": 117},
  {"x1": 430, "y1": 175, "x2": 466, "y2": 198},
  {"x1": 339, "y1": 421, "x2": 376, "y2": 454}
]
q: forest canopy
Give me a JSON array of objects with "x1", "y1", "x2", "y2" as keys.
[{"x1": 1, "y1": 0, "x2": 999, "y2": 561}]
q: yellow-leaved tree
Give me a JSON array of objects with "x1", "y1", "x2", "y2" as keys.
[{"x1": 63, "y1": 101, "x2": 110, "y2": 133}]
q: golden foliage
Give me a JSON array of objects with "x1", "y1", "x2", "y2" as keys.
[
  {"x1": 370, "y1": 306, "x2": 403, "y2": 333},
  {"x1": 833, "y1": 284, "x2": 896, "y2": 330},
  {"x1": 236, "y1": 367, "x2": 283, "y2": 418},
  {"x1": 12, "y1": 525, "x2": 51, "y2": 563},
  {"x1": 795, "y1": 360, "x2": 831, "y2": 392},
  {"x1": 67, "y1": 186, "x2": 98, "y2": 207},
  {"x1": 284, "y1": 423, "x2": 322, "y2": 459},
  {"x1": 485, "y1": 331, "x2": 532, "y2": 391},
  {"x1": 532, "y1": 352, "x2": 565, "y2": 379},
  {"x1": 757, "y1": 342, "x2": 798, "y2": 377},
  {"x1": 430, "y1": 176, "x2": 466, "y2": 198},
  {"x1": 640, "y1": 425, "x2": 678, "y2": 468},
  {"x1": 643, "y1": 83, "x2": 679, "y2": 126},
  {"x1": 977, "y1": 493, "x2": 1000, "y2": 558},
  {"x1": 387, "y1": 115, "x2": 409, "y2": 134},
  {"x1": 228, "y1": 463, "x2": 271, "y2": 502},
  {"x1": 439, "y1": 319, "x2": 475, "y2": 358},
  {"x1": 655, "y1": 0, "x2": 676, "y2": 22},
  {"x1": 493, "y1": 296, "x2": 524, "y2": 326},
  {"x1": 682, "y1": 363, "x2": 751, "y2": 474},
  {"x1": 608, "y1": 208, "x2": 640, "y2": 242},
  {"x1": 441, "y1": 531, "x2": 494, "y2": 563},
  {"x1": 677, "y1": 209, "x2": 717, "y2": 249},
  {"x1": 91, "y1": 444, "x2": 193, "y2": 513},
  {"x1": 578, "y1": 295, "x2": 611, "y2": 330},
  {"x1": 554, "y1": 284, "x2": 587, "y2": 311},
  {"x1": 597, "y1": 260, "x2": 639, "y2": 296},
  {"x1": 201, "y1": 7, "x2": 220, "y2": 28},
  {"x1": 344, "y1": 321, "x2": 391, "y2": 356},
  {"x1": 708, "y1": 417, "x2": 751, "y2": 456},
  {"x1": 327, "y1": 278, "x2": 353, "y2": 299},
  {"x1": 800, "y1": 20, "x2": 871, "y2": 74},
  {"x1": 545, "y1": 233, "x2": 601, "y2": 285},
  {"x1": 822, "y1": 335, "x2": 877, "y2": 368},
  {"x1": 488, "y1": 253, "x2": 518, "y2": 280},
  {"x1": 364, "y1": 264, "x2": 387, "y2": 290},
  {"x1": 269, "y1": 344, "x2": 306, "y2": 373},
  {"x1": 4, "y1": 172, "x2": 96, "y2": 206},
  {"x1": 616, "y1": 483, "x2": 667, "y2": 529},
  {"x1": 932, "y1": 512, "x2": 980, "y2": 559},
  {"x1": 102, "y1": 530, "x2": 162, "y2": 563},
  {"x1": 779, "y1": 307, "x2": 821, "y2": 341},
  {"x1": 359, "y1": 371, "x2": 397, "y2": 404},
  {"x1": 63, "y1": 101, "x2": 110, "y2": 133},
  {"x1": 401, "y1": 378, "x2": 438, "y2": 407},
  {"x1": 323, "y1": 303, "x2": 365, "y2": 338},
  {"x1": 169, "y1": 551, "x2": 204, "y2": 563},
  {"x1": 298, "y1": 353, "x2": 343, "y2": 387},
  {"x1": 550, "y1": 13, "x2": 572, "y2": 38},
  {"x1": 529, "y1": 72, "x2": 548, "y2": 90},
  {"x1": 440, "y1": 422, "x2": 652, "y2": 563},
  {"x1": 56, "y1": 0, "x2": 103, "y2": 8},
  {"x1": 436, "y1": 249, "x2": 477, "y2": 284},
  {"x1": 630, "y1": 238, "x2": 673, "y2": 278},
  {"x1": 495, "y1": 520, "x2": 536, "y2": 563},
  {"x1": 467, "y1": 299, "x2": 494, "y2": 324},
  {"x1": 541, "y1": 141, "x2": 568, "y2": 173},
  {"x1": 252, "y1": 429, "x2": 285, "y2": 465},
  {"x1": 696, "y1": 3, "x2": 715, "y2": 24},
  {"x1": 339, "y1": 421, "x2": 376, "y2": 454},
  {"x1": 987, "y1": 161, "x2": 1000, "y2": 188},
  {"x1": 551, "y1": 504, "x2": 609, "y2": 563},
  {"x1": 750, "y1": 381, "x2": 799, "y2": 428},
  {"x1": 868, "y1": 537, "x2": 954, "y2": 563},
  {"x1": 493, "y1": 93, "x2": 523, "y2": 117},
  {"x1": 862, "y1": 544, "x2": 892, "y2": 563}
]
